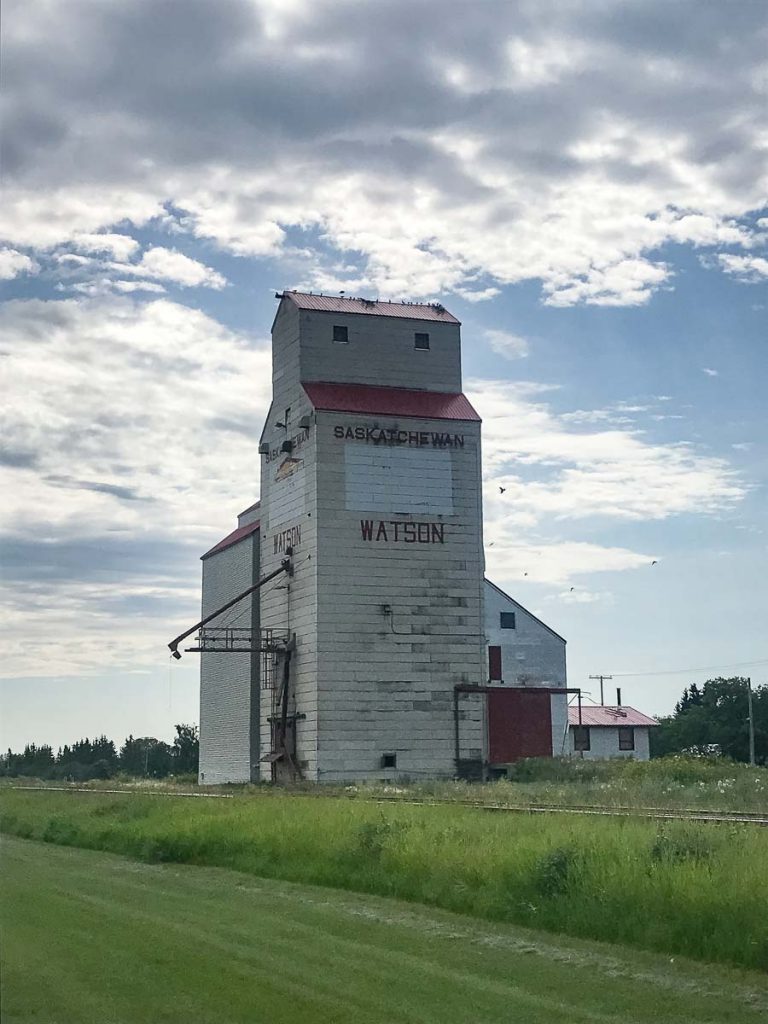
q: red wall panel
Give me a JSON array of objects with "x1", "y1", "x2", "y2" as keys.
[{"x1": 487, "y1": 689, "x2": 552, "y2": 762}]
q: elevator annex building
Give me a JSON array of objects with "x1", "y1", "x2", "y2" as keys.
[{"x1": 192, "y1": 292, "x2": 570, "y2": 783}]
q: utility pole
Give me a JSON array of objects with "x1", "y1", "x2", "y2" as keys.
[
  {"x1": 747, "y1": 677, "x2": 756, "y2": 767},
  {"x1": 590, "y1": 674, "x2": 612, "y2": 706}
]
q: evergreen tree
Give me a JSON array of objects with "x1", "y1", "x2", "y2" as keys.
[{"x1": 172, "y1": 724, "x2": 199, "y2": 774}]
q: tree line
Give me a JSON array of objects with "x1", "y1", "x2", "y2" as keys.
[
  {"x1": 0, "y1": 724, "x2": 199, "y2": 781},
  {"x1": 651, "y1": 677, "x2": 767, "y2": 763}
]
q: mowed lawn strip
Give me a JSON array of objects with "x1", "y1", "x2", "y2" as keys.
[{"x1": 2, "y1": 838, "x2": 767, "y2": 1024}]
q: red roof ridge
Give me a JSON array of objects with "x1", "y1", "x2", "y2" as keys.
[
  {"x1": 302, "y1": 381, "x2": 480, "y2": 422},
  {"x1": 568, "y1": 705, "x2": 659, "y2": 727},
  {"x1": 201, "y1": 519, "x2": 260, "y2": 560},
  {"x1": 279, "y1": 291, "x2": 461, "y2": 324}
]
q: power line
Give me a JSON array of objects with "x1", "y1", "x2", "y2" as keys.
[{"x1": 610, "y1": 658, "x2": 768, "y2": 679}]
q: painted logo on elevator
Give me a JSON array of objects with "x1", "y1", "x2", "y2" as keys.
[
  {"x1": 360, "y1": 520, "x2": 445, "y2": 543},
  {"x1": 273, "y1": 524, "x2": 302, "y2": 554},
  {"x1": 335, "y1": 425, "x2": 464, "y2": 447}
]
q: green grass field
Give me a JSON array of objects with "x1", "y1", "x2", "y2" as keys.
[
  {"x1": 2, "y1": 788, "x2": 767, "y2": 971},
  {"x1": 2, "y1": 837, "x2": 767, "y2": 1024}
]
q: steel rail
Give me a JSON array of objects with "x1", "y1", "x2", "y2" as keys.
[{"x1": 5, "y1": 785, "x2": 766, "y2": 824}]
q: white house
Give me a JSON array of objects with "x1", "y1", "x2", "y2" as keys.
[{"x1": 568, "y1": 705, "x2": 658, "y2": 760}]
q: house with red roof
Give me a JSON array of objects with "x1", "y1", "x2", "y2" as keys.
[{"x1": 568, "y1": 705, "x2": 659, "y2": 760}]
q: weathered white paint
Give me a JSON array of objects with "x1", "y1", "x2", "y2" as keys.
[
  {"x1": 344, "y1": 444, "x2": 454, "y2": 515},
  {"x1": 257, "y1": 297, "x2": 485, "y2": 781},
  {"x1": 198, "y1": 530, "x2": 259, "y2": 785},
  {"x1": 568, "y1": 725, "x2": 651, "y2": 760},
  {"x1": 482, "y1": 579, "x2": 568, "y2": 757}
]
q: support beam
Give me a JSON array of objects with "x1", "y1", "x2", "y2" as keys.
[{"x1": 168, "y1": 559, "x2": 291, "y2": 659}]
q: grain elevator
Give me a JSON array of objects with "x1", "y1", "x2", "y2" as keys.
[{"x1": 187, "y1": 292, "x2": 570, "y2": 784}]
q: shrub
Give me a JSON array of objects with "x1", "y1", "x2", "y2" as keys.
[{"x1": 530, "y1": 846, "x2": 582, "y2": 896}]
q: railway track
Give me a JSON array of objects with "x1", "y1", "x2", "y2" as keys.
[
  {"x1": 6, "y1": 784, "x2": 767, "y2": 824},
  {"x1": 371, "y1": 796, "x2": 768, "y2": 825}
]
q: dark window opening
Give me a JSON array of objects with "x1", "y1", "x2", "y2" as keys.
[
  {"x1": 573, "y1": 726, "x2": 590, "y2": 751},
  {"x1": 488, "y1": 645, "x2": 502, "y2": 681},
  {"x1": 414, "y1": 332, "x2": 430, "y2": 350},
  {"x1": 333, "y1": 324, "x2": 348, "y2": 343},
  {"x1": 618, "y1": 726, "x2": 635, "y2": 751},
  {"x1": 500, "y1": 612, "x2": 516, "y2": 629},
  {"x1": 381, "y1": 753, "x2": 397, "y2": 769}
]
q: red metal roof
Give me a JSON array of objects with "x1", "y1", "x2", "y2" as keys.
[
  {"x1": 302, "y1": 381, "x2": 480, "y2": 421},
  {"x1": 568, "y1": 706, "x2": 659, "y2": 727},
  {"x1": 201, "y1": 519, "x2": 260, "y2": 561},
  {"x1": 281, "y1": 291, "x2": 460, "y2": 324}
]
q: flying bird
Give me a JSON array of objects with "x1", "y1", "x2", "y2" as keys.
[
  {"x1": 524, "y1": 572, "x2": 528, "y2": 576},
  {"x1": 651, "y1": 560, "x2": 658, "y2": 565},
  {"x1": 569, "y1": 587, "x2": 575, "y2": 592},
  {"x1": 499, "y1": 486, "x2": 506, "y2": 494}
]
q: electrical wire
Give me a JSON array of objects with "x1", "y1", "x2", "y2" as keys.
[{"x1": 609, "y1": 657, "x2": 768, "y2": 678}]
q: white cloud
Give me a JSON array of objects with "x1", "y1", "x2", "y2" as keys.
[
  {"x1": 486, "y1": 539, "x2": 651, "y2": 586},
  {"x1": 0, "y1": 296, "x2": 270, "y2": 541},
  {"x1": 113, "y1": 247, "x2": 227, "y2": 289},
  {"x1": 0, "y1": 248, "x2": 39, "y2": 280},
  {"x1": 63, "y1": 278, "x2": 168, "y2": 297},
  {"x1": 0, "y1": 2, "x2": 765, "y2": 305},
  {"x1": 0, "y1": 188, "x2": 163, "y2": 249},
  {"x1": 485, "y1": 328, "x2": 530, "y2": 360},
  {"x1": 0, "y1": 578, "x2": 198, "y2": 678},
  {"x1": 0, "y1": 296, "x2": 274, "y2": 675},
  {"x1": 71, "y1": 233, "x2": 140, "y2": 261},
  {"x1": 546, "y1": 588, "x2": 615, "y2": 605},
  {"x1": 717, "y1": 253, "x2": 768, "y2": 282},
  {"x1": 701, "y1": 367, "x2": 719, "y2": 377},
  {"x1": 112, "y1": 279, "x2": 167, "y2": 294},
  {"x1": 543, "y1": 258, "x2": 670, "y2": 307},
  {"x1": 471, "y1": 377, "x2": 745, "y2": 524}
]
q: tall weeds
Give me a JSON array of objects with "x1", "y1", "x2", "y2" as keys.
[{"x1": 1, "y1": 789, "x2": 766, "y2": 971}]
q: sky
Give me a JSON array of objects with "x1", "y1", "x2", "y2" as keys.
[{"x1": 1, "y1": 0, "x2": 766, "y2": 752}]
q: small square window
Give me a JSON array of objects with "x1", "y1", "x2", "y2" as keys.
[
  {"x1": 414, "y1": 332, "x2": 430, "y2": 350},
  {"x1": 381, "y1": 753, "x2": 397, "y2": 769},
  {"x1": 618, "y1": 726, "x2": 635, "y2": 751},
  {"x1": 500, "y1": 612, "x2": 516, "y2": 629},
  {"x1": 333, "y1": 324, "x2": 348, "y2": 343},
  {"x1": 573, "y1": 726, "x2": 590, "y2": 752}
]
